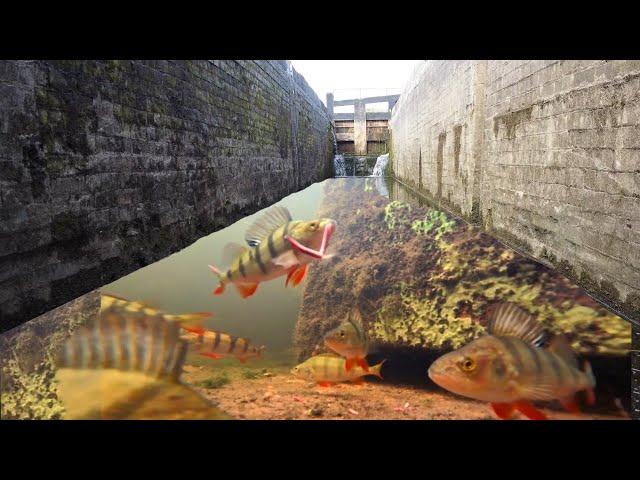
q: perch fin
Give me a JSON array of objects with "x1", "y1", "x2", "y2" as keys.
[
  {"x1": 285, "y1": 264, "x2": 307, "y2": 287},
  {"x1": 209, "y1": 265, "x2": 226, "y2": 295},
  {"x1": 200, "y1": 352, "x2": 224, "y2": 360},
  {"x1": 583, "y1": 360, "x2": 596, "y2": 405},
  {"x1": 222, "y1": 243, "x2": 248, "y2": 265},
  {"x1": 272, "y1": 250, "x2": 300, "y2": 269},
  {"x1": 560, "y1": 396, "x2": 580, "y2": 414},
  {"x1": 356, "y1": 357, "x2": 369, "y2": 372},
  {"x1": 514, "y1": 401, "x2": 547, "y2": 420},
  {"x1": 491, "y1": 402, "x2": 516, "y2": 420},
  {"x1": 245, "y1": 205, "x2": 292, "y2": 246},
  {"x1": 345, "y1": 358, "x2": 356, "y2": 372},
  {"x1": 182, "y1": 325, "x2": 206, "y2": 336},
  {"x1": 486, "y1": 303, "x2": 547, "y2": 346},
  {"x1": 235, "y1": 282, "x2": 259, "y2": 299}
]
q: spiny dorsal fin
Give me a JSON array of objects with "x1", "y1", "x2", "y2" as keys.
[
  {"x1": 547, "y1": 335, "x2": 579, "y2": 369},
  {"x1": 486, "y1": 303, "x2": 547, "y2": 347},
  {"x1": 222, "y1": 242, "x2": 248, "y2": 265},
  {"x1": 244, "y1": 205, "x2": 292, "y2": 247},
  {"x1": 101, "y1": 292, "x2": 131, "y2": 302},
  {"x1": 271, "y1": 250, "x2": 300, "y2": 269},
  {"x1": 100, "y1": 293, "x2": 132, "y2": 311},
  {"x1": 100, "y1": 294, "x2": 157, "y2": 316},
  {"x1": 347, "y1": 307, "x2": 365, "y2": 341}
]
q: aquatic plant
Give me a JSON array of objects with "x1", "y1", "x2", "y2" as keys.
[
  {"x1": 371, "y1": 253, "x2": 630, "y2": 356},
  {"x1": 384, "y1": 201, "x2": 412, "y2": 230},
  {"x1": 411, "y1": 210, "x2": 456, "y2": 242},
  {"x1": 198, "y1": 374, "x2": 230, "y2": 389}
]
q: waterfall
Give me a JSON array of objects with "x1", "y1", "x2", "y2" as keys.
[
  {"x1": 374, "y1": 176, "x2": 389, "y2": 197},
  {"x1": 372, "y1": 153, "x2": 389, "y2": 177},
  {"x1": 334, "y1": 154, "x2": 346, "y2": 176}
]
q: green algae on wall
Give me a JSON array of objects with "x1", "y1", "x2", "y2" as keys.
[
  {"x1": 371, "y1": 283, "x2": 485, "y2": 350},
  {"x1": 0, "y1": 356, "x2": 65, "y2": 420},
  {"x1": 411, "y1": 210, "x2": 456, "y2": 243},
  {"x1": 384, "y1": 201, "x2": 413, "y2": 230},
  {"x1": 370, "y1": 209, "x2": 630, "y2": 356}
]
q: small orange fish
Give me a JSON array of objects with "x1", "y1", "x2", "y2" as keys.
[
  {"x1": 428, "y1": 303, "x2": 596, "y2": 420},
  {"x1": 208, "y1": 205, "x2": 336, "y2": 299},
  {"x1": 323, "y1": 307, "x2": 369, "y2": 372}
]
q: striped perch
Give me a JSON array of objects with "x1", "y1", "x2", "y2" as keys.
[
  {"x1": 324, "y1": 307, "x2": 370, "y2": 372},
  {"x1": 100, "y1": 293, "x2": 213, "y2": 325},
  {"x1": 54, "y1": 298, "x2": 231, "y2": 419},
  {"x1": 180, "y1": 327, "x2": 265, "y2": 363},
  {"x1": 208, "y1": 205, "x2": 336, "y2": 298},
  {"x1": 428, "y1": 302, "x2": 596, "y2": 420},
  {"x1": 57, "y1": 304, "x2": 189, "y2": 381},
  {"x1": 291, "y1": 354, "x2": 385, "y2": 387}
]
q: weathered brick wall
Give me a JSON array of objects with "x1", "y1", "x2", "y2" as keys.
[
  {"x1": 390, "y1": 60, "x2": 640, "y2": 322},
  {"x1": 0, "y1": 60, "x2": 334, "y2": 331},
  {"x1": 390, "y1": 61, "x2": 486, "y2": 217}
]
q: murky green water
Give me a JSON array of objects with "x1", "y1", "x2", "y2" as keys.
[
  {"x1": 0, "y1": 177, "x2": 632, "y2": 420},
  {"x1": 102, "y1": 181, "x2": 325, "y2": 353}
]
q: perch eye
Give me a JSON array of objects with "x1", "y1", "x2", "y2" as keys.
[
  {"x1": 308, "y1": 222, "x2": 318, "y2": 230},
  {"x1": 339, "y1": 331, "x2": 345, "y2": 337},
  {"x1": 460, "y1": 357, "x2": 476, "y2": 373}
]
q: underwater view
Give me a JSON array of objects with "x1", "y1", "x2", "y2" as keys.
[{"x1": 0, "y1": 175, "x2": 632, "y2": 420}]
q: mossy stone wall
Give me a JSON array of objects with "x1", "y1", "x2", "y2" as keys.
[
  {"x1": 390, "y1": 60, "x2": 640, "y2": 323},
  {"x1": 0, "y1": 60, "x2": 334, "y2": 331}
]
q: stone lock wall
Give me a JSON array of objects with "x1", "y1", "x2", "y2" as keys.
[
  {"x1": 390, "y1": 60, "x2": 640, "y2": 322},
  {"x1": 0, "y1": 60, "x2": 334, "y2": 331}
]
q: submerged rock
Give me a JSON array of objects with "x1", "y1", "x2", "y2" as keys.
[{"x1": 295, "y1": 178, "x2": 631, "y2": 362}]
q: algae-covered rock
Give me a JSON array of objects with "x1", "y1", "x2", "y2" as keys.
[
  {"x1": 1, "y1": 289, "x2": 234, "y2": 420},
  {"x1": 0, "y1": 291, "x2": 100, "y2": 420},
  {"x1": 294, "y1": 178, "x2": 631, "y2": 361}
]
